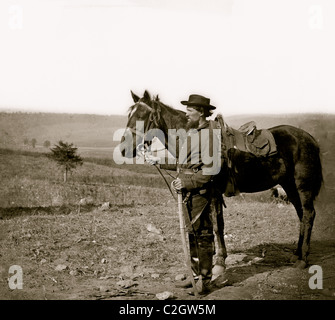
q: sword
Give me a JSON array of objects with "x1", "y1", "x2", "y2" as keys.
[{"x1": 174, "y1": 181, "x2": 199, "y2": 297}]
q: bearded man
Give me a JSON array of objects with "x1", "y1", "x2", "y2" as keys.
[{"x1": 146, "y1": 94, "x2": 226, "y2": 295}]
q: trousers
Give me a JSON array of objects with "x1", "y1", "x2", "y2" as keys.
[{"x1": 184, "y1": 191, "x2": 215, "y2": 281}]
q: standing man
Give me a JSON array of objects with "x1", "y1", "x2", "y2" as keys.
[{"x1": 145, "y1": 94, "x2": 225, "y2": 295}]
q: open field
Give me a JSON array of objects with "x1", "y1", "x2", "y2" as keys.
[
  {"x1": 0, "y1": 147, "x2": 335, "y2": 300},
  {"x1": 0, "y1": 148, "x2": 168, "y2": 209},
  {"x1": 0, "y1": 111, "x2": 334, "y2": 300},
  {"x1": 0, "y1": 194, "x2": 334, "y2": 300}
]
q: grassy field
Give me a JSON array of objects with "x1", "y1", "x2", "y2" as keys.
[
  {"x1": 0, "y1": 146, "x2": 334, "y2": 300},
  {"x1": 0, "y1": 148, "x2": 170, "y2": 209}
]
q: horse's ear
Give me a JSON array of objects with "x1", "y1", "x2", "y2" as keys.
[
  {"x1": 143, "y1": 90, "x2": 151, "y2": 103},
  {"x1": 155, "y1": 95, "x2": 160, "y2": 101},
  {"x1": 131, "y1": 90, "x2": 140, "y2": 103}
]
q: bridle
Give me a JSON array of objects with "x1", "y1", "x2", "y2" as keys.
[
  {"x1": 127, "y1": 100, "x2": 163, "y2": 155},
  {"x1": 126, "y1": 100, "x2": 177, "y2": 199}
]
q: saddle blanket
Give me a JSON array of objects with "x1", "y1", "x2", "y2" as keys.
[{"x1": 213, "y1": 116, "x2": 277, "y2": 157}]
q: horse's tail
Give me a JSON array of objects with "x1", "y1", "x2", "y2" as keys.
[{"x1": 310, "y1": 136, "x2": 323, "y2": 201}]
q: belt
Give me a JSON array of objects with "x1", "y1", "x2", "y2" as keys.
[
  {"x1": 192, "y1": 188, "x2": 208, "y2": 196},
  {"x1": 183, "y1": 188, "x2": 208, "y2": 201},
  {"x1": 178, "y1": 168, "x2": 199, "y2": 175}
]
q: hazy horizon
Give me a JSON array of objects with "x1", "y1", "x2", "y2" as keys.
[{"x1": 1, "y1": 106, "x2": 334, "y2": 118}]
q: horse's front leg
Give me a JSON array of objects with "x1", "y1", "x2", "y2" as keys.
[{"x1": 211, "y1": 199, "x2": 228, "y2": 280}]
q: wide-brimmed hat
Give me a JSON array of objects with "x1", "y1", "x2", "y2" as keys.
[{"x1": 180, "y1": 94, "x2": 216, "y2": 110}]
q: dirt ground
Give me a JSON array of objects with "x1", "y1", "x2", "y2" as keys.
[{"x1": 0, "y1": 197, "x2": 335, "y2": 301}]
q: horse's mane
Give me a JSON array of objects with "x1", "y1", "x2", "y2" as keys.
[
  {"x1": 127, "y1": 92, "x2": 185, "y2": 117},
  {"x1": 154, "y1": 98, "x2": 185, "y2": 116}
]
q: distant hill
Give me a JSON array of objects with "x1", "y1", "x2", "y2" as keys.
[
  {"x1": 0, "y1": 112, "x2": 128, "y2": 148},
  {"x1": 0, "y1": 111, "x2": 334, "y2": 153}
]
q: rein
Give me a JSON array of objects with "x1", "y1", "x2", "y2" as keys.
[{"x1": 134, "y1": 100, "x2": 177, "y2": 201}]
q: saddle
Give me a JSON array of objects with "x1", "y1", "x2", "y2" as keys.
[
  {"x1": 226, "y1": 120, "x2": 277, "y2": 157},
  {"x1": 213, "y1": 114, "x2": 277, "y2": 158},
  {"x1": 210, "y1": 114, "x2": 277, "y2": 197}
]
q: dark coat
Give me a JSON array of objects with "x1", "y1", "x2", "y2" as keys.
[{"x1": 160, "y1": 121, "x2": 221, "y2": 191}]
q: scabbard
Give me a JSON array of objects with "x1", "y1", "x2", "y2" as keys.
[{"x1": 177, "y1": 192, "x2": 198, "y2": 296}]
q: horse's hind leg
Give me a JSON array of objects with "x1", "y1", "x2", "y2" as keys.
[
  {"x1": 296, "y1": 190, "x2": 316, "y2": 268},
  {"x1": 282, "y1": 182, "x2": 305, "y2": 264},
  {"x1": 282, "y1": 183, "x2": 316, "y2": 268}
]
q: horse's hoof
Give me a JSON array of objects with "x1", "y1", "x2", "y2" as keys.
[
  {"x1": 211, "y1": 273, "x2": 229, "y2": 288},
  {"x1": 211, "y1": 265, "x2": 226, "y2": 281},
  {"x1": 293, "y1": 260, "x2": 307, "y2": 269}
]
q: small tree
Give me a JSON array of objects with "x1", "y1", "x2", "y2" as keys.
[
  {"x1": 48, "y1": 140, "x2": 83, "y2": 182},
  {"x1": 31, "y1": 138, "x2": 37, "y2": 148},
  {"x1": 23, "y1": 138, "x2": 29, "y2": 146},
  {"x1": 43, "y1": 140, "x2": 51, "y2": 148}
]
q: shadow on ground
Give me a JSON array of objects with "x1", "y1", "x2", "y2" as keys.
[{"x1": 206, "y1": 239, "x2": 335, "y2": 300}]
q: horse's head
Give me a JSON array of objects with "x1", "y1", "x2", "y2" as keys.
[{"x1": 121, "y1": 90, "x2": 163, "y2": 158}]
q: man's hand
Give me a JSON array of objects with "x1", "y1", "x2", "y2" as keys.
[
  {"x1": 145, "y1": 154, "x2": 161, "y2": 165},
  {"x1": 171, "y1": 178, "x2": 183, "y2": 192}
]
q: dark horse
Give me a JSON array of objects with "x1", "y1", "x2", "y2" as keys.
[{"x1": 121, "y1": 90, "x2": 323, "y2": 269}]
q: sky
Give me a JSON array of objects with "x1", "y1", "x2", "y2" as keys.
[{"x1": 0, "y1": 0, "x2": 335, "y2": 117}]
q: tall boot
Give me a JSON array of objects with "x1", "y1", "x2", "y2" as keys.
[{"x1": 188, "y1": 235, "x2": 214, "y2": 295}]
